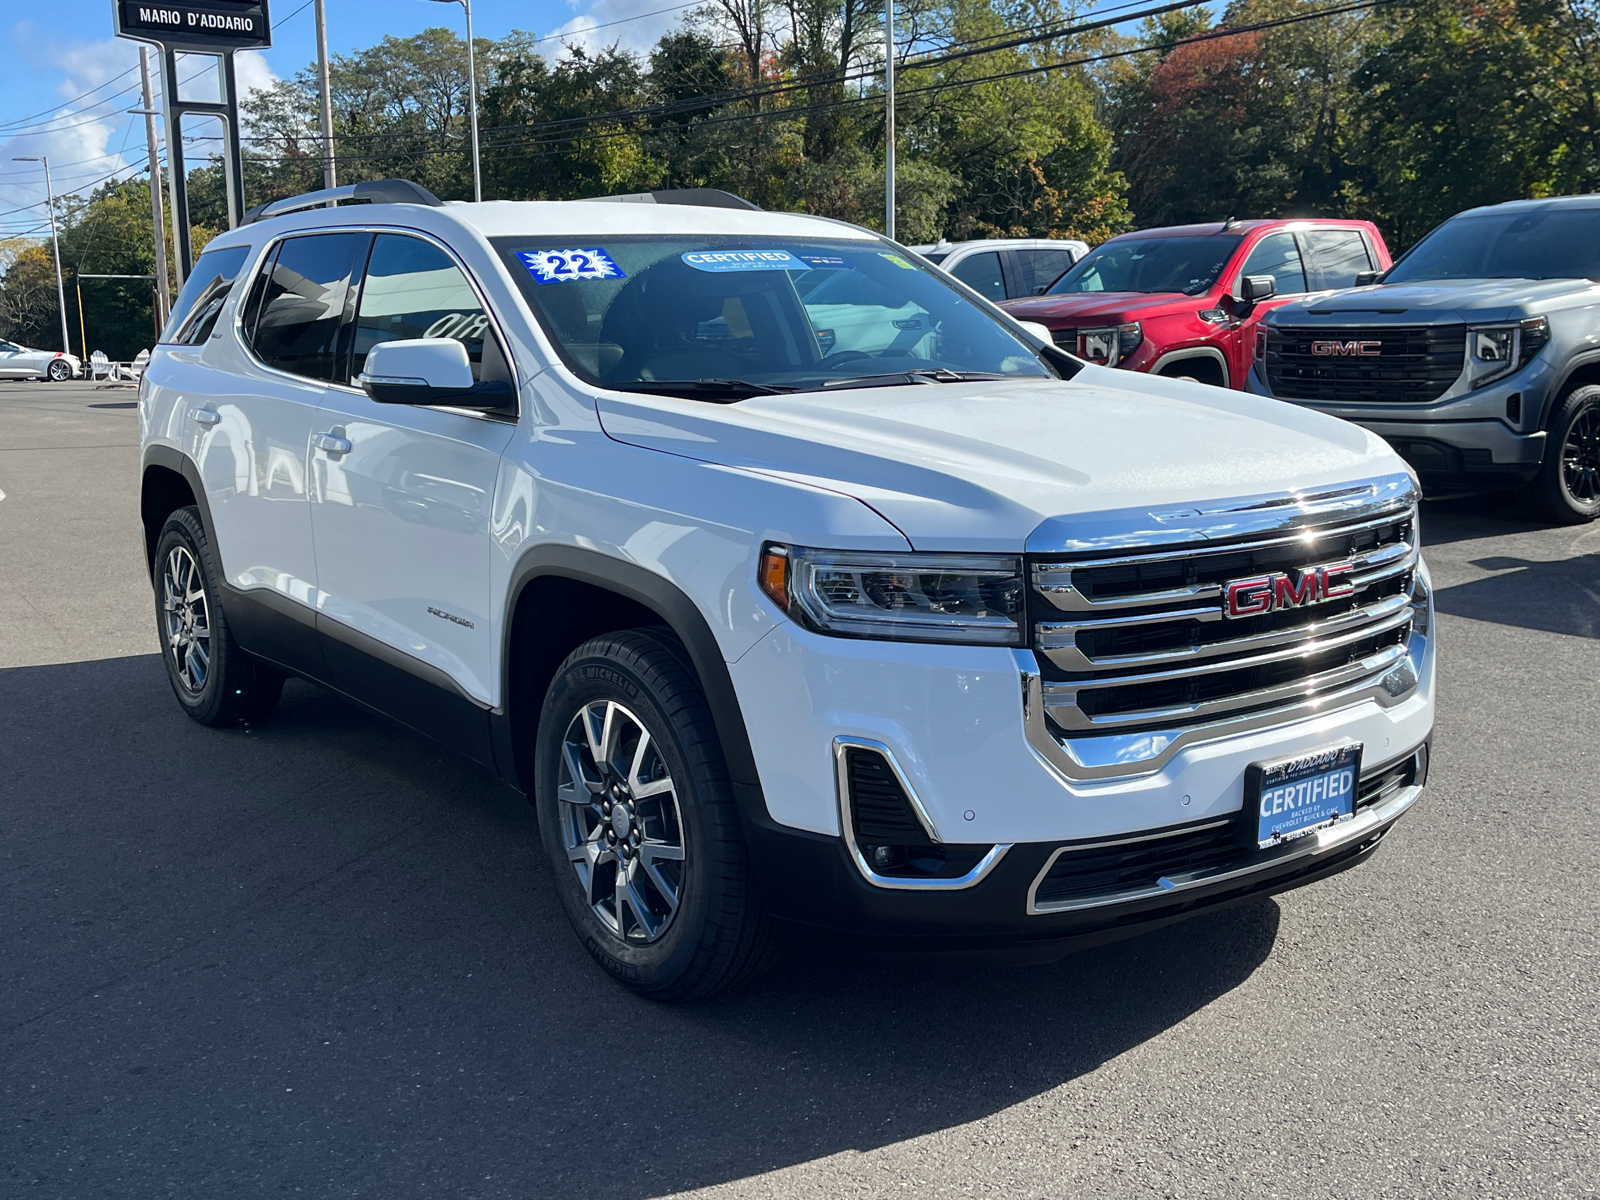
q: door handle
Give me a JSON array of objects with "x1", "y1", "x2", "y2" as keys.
[
  {"x1": 314, "y1": 432, "x2": 352, "y2": 455},
  {"x1": 192, "y1": 408, "x2": 220, "y2": 427}
]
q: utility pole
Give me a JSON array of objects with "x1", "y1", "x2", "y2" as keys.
[
  {"x1": 134, "y1": 46, "x2": 172, "y2": 324},
  {"x1": 427, "y1": 0, "x2": 482, "y2": 201},
  {"x1": 315, "y1": 0, "x2": 337, "y2": 192},
  {"x1": 12, "y1": 155, "x2": 72, "y2": 356},
  {"x1": 884, "y1": 0, "x2": 895, "y2": 242}
]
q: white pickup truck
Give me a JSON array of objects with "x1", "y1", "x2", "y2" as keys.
[{"x1": 138, "y1": 181, "x2": 1435, "y2": 999}]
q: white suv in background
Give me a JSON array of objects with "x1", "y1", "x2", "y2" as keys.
[
  {"x1": 139, "y1": 180, "x2": 1435, "y2": 1000},
  {"x1": 912, "y1": 237, "x2": 1089, "y2": 302}
]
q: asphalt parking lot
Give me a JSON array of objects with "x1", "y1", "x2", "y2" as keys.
[{"x1": 2, "y1": 377, "x2": 1596, "y2": 1198}]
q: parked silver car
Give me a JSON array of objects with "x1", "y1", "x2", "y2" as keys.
[{"x1": 0, "y1": 339, "x2": 80, "y2": 381}]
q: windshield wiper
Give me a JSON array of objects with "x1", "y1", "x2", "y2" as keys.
[
  {"x1": 818, "y1": 369, "x2": 1009, "y2": 389},
  {"x1": 610, "y1": 378, "x2": 800, "y2": 402}
]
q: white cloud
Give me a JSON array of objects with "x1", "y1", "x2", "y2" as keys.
[
  {"x1": 0, "y1": 33, "x2": 279, "y2": 235},
  {"x1": 537, "y1": 0, "x2": 698, "y2": 62}
]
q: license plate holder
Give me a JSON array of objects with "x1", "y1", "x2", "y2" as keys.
[{"x1": 1242, "y1": 742, "x2": 1361, "y2": 849}]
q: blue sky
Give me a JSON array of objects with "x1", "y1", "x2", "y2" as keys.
[{"x1": 0, "y1": 0, "x2": 699, "y2": 237}]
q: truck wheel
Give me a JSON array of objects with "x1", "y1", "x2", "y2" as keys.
[
  {"x1": 534, "y1": 629, "x2": 777, "y2": 1001},
  {"x1": 153, "y1": 507, "x2": 285, "y2": 725},
  {"x1": 1527, "y1": 384, "x2": 1600, "y2": 524}
]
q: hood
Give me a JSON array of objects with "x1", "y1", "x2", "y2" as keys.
[
  {"x1": 1279, "y1": 277, "x2": 1596, "y2": 324},
  {"x1": 999, "y1": 291, "x2": 1193, "y2": 325},
  {"x1": 594, "y1": 369, "x2": 1405, "y2": 551}
]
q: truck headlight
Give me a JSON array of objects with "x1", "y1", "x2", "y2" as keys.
[
  {"x1": 1078, "y1": 323, "x2": 1142, "y2": 368},
  {"x1": 759, "y1": 545, "x2": 1023, "y2": 645},
  {"x1": 1468, "y1": 316, "x2": 1549, "y2": 389}
]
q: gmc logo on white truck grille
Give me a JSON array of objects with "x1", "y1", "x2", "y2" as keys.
[
  {"x1": 1310, "y1": 339, "x2": 1382, "y2": 357},
  {"x1": 1224, "y1": 564, "x2": 1357, "y2": 618}
]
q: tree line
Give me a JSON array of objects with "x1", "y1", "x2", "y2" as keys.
[{"x1": 4, "y1": 0, "x2": 1598, "y2": 359}]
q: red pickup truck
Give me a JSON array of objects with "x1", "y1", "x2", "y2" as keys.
[{"x1": 1000, "y1": 218, "x2": 1392, "y2": 389}]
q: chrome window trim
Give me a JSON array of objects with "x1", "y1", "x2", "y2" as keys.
[
  {"x1": 833, "y1": 736, "x2": 1010, "y2": 891},
  {"x1": 231, "y1": 224, "x2": 520, "y2": 422},
  {"x1": 1026, "y1": 773, "x2": 1423, "y2": 916}
]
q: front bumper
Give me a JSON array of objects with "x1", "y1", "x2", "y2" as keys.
[
  {"x1": 745, "y1": 742, "x2": 1426, "y2": 950},
  {"x1": 1247, "y1": 360, "x2": 1551, "y2": 489}
]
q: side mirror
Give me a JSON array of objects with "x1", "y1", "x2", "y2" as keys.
[
  {"x1": 1240, "y1": 274, "x2": 1278, "y2": 304},
  {"x1": 1354, "y1": 270, "x2": 1382, "y2": 287},
  {"x1": 358, "y1": 338, "x2": 514, "y2": 410}
]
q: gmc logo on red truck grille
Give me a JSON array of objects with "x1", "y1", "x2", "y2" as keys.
[
  {"x1": 1310, "y1": 339, "x2": 1382, "y2": 357},
  {"x1": 1224, "y1": 564, "x2": 1357, "y2": 618}
]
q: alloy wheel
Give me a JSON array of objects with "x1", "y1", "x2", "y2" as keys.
[
  {"x1": 1561, "y1": 403, "x2": 1600, "y2": 506},
  {"x1": 47, "y1": 360, "x2": 71, "y2": 381},
  {"x1": 556, "y1": 699, "x2": 686, "y2": 944},
  {"x1": 161, "y1": 546, "x2": 212, "y2": 693}
]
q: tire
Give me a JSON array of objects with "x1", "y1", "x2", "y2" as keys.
[
  {"x1": 46, "y1": 359, "x2": 73, "y2": 382},
  {"x1": 533, "y1": 628, "x2": 777, "y2": 1001},
  {"x1": 1526, "y1": 384, "x2": 1600, "y2": 524},
  {"x1": 152, "y1": 507, "x2": 285, "y2": 725}
]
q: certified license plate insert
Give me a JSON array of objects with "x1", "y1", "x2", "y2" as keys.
[{"x1": 1242, "y1": 742, "x2": 1362, "y2": 850}]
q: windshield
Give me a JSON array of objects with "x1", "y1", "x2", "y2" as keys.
[
  {"x1": 493, "y1": 235, "x2": 1050, "y2": 396},
  {"x1": 1046, "y1": 233, "x2": 1242, "y2": 297},
  {"x1": 1385, "y1": 205, "x2": 1600, "y2": 283}
]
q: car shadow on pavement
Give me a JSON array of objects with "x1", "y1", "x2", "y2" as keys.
[
  {"x1": 2, "y1": 653, "x2": 1279, "y2": 1199},
  {"x1": 1418, "y1": 493, "x2": 1546, "y2": 545},
  {"x1": 1433, "y1": 553, "x2": 1600, "y2": 639}
]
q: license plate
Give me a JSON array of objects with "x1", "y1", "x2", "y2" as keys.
[{"x1": 1243, "y1": 742, "x2": 1361, "y2": 849}]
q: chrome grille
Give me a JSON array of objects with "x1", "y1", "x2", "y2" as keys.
[{"x1": 1031, "y1": 503, "x2": 1417, "y2": 735}]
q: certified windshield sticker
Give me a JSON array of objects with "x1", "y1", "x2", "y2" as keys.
[
  {"x1": 681, "y1": 249, "x2": 811, "y2": 273},
  {"x1": 517, "y1": 248, "x2": 625, "y2": 284}
]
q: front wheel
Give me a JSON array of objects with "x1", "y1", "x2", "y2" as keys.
[
  {"x1": 1526, "y1": 384, "x2": 1600, "y2": 524},
  {"x1": 46, "y1": 359, "x2": 73, "y2": 382},
  {"x1": 533, "y1": 629, "x2": 776, "y2": 1001},
  {"x1": 153, "y1": 507, "x2": 285, "y2": 725}
]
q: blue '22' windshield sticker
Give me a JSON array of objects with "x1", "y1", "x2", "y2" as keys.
[
  {"x1": 682, "y1": 249, "x2": 810, "y2": 273},
  {"x1": 518, "y1": 248, "x2": 625, "y2": 284}
]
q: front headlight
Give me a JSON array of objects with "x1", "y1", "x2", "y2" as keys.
[
  {"x1": 1468, "y1": 316, "x2": 1550, "y2": 389},
  {"x1": 1078, "y1": 322, "x2": 1142, "y2": 367},
  {"x1": 759, "y1": 544, "x2": 1023, "y2": 644}
]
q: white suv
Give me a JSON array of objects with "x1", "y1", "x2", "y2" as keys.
[{"x1": 139, "y1": 180, "x2": 1435, "y2": 999}]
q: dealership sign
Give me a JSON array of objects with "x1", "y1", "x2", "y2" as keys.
[{"x1": 115, "y1": 0, "x2": 271, "y2": 52}]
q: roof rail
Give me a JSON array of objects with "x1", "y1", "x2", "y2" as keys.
[
  {"x1": 592, "y1": 188, "x2": 760, "y2": 211},
  {"x1": 241, "y1": 178, "x2": 444, "y2": 226}
]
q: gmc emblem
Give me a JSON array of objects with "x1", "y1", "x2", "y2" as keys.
[
  {"x1": 1310, "y1": 339, "x2": 1382, "y2": 357},
  {"x1": 1224, "y1": 564, "x2": 1357, "y2": 619}
]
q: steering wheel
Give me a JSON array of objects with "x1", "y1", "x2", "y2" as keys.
[{"x1": 817, "y1": 350, "x2": 877, "y2": 368}]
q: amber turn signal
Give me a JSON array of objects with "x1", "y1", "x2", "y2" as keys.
[{"x1": 759, "y1": 545, "x2": 791, "y2": 611}]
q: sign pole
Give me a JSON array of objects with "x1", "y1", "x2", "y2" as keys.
[
  {"x1": 160, "y1": 48, "x2": 193, "y2": 282},
  {"x1": 884, "y1": 0, "x2": 895, "y2": 242}
]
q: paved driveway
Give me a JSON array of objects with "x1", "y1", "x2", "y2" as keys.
[{"x1": 2, "y1": 380, "x2": 1596, "y2": 1198}]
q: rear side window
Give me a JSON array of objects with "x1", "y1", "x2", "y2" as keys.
[
  {"x1": 1013, "y1": 249, "x2": 1075, "y2": 296},
  {"x1": 1238, "y1": 232, "x2": 1307, "y2": 296},
  {"x1": 159, "y1": 245, "x2": 250, "y2": 345},
  {"x1": 950, "y1": 251, "x2": 1005, "y2": 301},
  {"x1": 248, "y1": 233, "x2": 368, "y2": 381},
  {"x1": 1303, "y1": 230, "x2": 1373, "y2": 290}
]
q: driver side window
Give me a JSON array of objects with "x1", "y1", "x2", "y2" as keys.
[{"x1": 1237, "y1": 233, "x2": 1307, "y2": 297}]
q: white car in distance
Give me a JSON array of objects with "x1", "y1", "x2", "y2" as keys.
[
  {"x1": 137, "y1": 181, "x2": 1435, "y2": 1001},
  {"x1": 0, "y1": 339, "x2": 80, "y2": 380},
  {"x1": 912, "y1": 237, "x2": 1090, "y2": 302}
]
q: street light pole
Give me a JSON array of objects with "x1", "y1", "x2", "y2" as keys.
[
  {"x1": 12, "y1": 155, "x2": 72, "y2": 356},
  {"x1": 133, "y1": 47, "x2": 171, "y2": 325},
  {"x1": 884, "y1": 0, "x2": 895, "y2": 242},
  {"x1": 315, "y1": 0, "x2": 337, "y2": 192},
  {"x1": 427, "y1": 0, "x2": 482, "y2": 201}
]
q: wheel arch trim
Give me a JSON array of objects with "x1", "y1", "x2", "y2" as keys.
[
  {"x1": 141, "y1": 444, "x2": 214, "y2": 580},
  {"x1": 499, "y1": 544, "x2": 765, "y2": 804},
  {"x1": 1151, "y1": 346, "x2": 1230, "y2": 387}
]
